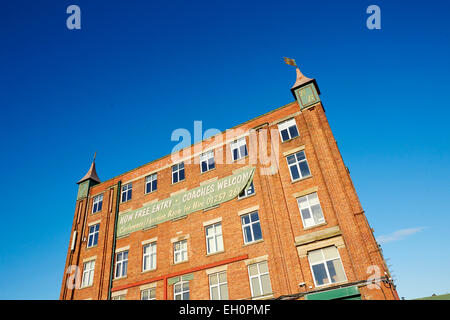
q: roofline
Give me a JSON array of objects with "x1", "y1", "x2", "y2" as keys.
[{"x1": 91, "y1": 100, "x2": 298, "y2": 189}]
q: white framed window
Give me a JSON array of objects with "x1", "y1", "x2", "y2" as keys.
[
  {"x1": 115, "y1": 250, "x2": 128, "y2": 279},
  {"x1": 200, "y1": 150, "x2": 215, "y2": 173},
  {"x1": 141, "y1": 288, "x2": 156, "y2": 300},
  {"x1": 308, "y1": 246, "x2": 347, "y2": 287},
  {"x1": 81, "y1": 260, "x2": 95, "y2": 288},
  {"x1": 87, "y1": 223, "x2": 99, "y2": 248},
  {"x1": 248, "y1": 261, "x2": 272, "y2": 298},
  {"x1": 241, "y1": 211, "x2": 263, "y2": 244},
  {"x1": 205, "y1": 223, "x2": 223, "y2": 254},
  {"x1": 173, "y1": 239, "x2": 188, "y2": 263},
  {"x1": 145, "y1": 173, "x2": 157, "y2": 194},
  {"x1": 230, "y1": 137, "x2": 248, "y2": 161},
  {"x1": 238, "y1": 181, "x2": 255, "y2": 199},
  {"x1": 111, "y1": 295, "x2": 126, "y2": 300},
  {"x1": 121, "y1": 183, "x2": 132, "y2": 202},
  {"x1": 172, "y1": 162, "x2": 185, "y2": 184},
  {"x1": 174, "y1": 280, "x2": 189, "y2": 300},
  {"x1": 209, "y1": 271, "x2": 228, "y2": 300},
  {"x1": 278, "y1": 118, "x2": 299, "y2": 142},
  {"x1": 143, "y1": 242, "x2": 157, "y2": 271},
  {"x1": 92, "y1": 194, "x2": 103, "y2": 213},
  {"x1": 286, "y1": 151, "x2": 311, "y2": 181},
  {"x1": 297, "y1": 192, "x2": 325, "y2": 228}
]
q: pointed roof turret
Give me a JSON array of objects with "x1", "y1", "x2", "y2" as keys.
[
  {"x1": 77, "y1": 153, "x2": 101, "y2": 184},
  {"x1": 290, "y1": 67, "x2": 320, "y2": 98}
]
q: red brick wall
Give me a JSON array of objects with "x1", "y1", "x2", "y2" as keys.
[{"x1": 60, "y1": 99, "x2": 398, "y2": 300}]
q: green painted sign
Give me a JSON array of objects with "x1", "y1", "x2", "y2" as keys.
[{"x1": 116, "y1": 167, "x2": 255, "y2": 237}]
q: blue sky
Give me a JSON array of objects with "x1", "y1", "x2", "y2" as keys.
[{"x1": 0, "y1": 0, "x2": 449, "y2": 299}]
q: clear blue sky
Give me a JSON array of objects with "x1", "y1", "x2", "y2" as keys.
[{"x1": 0, "y1": 0, "x2": 449, "y2": 300}]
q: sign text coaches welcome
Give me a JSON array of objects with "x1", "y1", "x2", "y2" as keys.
[{"x1": 116, "y1": 167, "x2": 255, "y2": 237}]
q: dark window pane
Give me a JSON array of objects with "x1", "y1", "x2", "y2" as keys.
[
  {"x1": 296, "y1": 151, "x2": 306, "y2": 161},
  {"x1": 244, "y1": 226, "x2": 253, "y2": 243},
  {"x1": 179, "y1": 169, "x2": 185, "y2": 181},
  {"x1": 173, "y1": 172, "x2": 178, "y2": 183},
  {"x1": 201, "y1": 161, "x2": 208, "y2": 172},
  {"x1": 301, "y1": 208, "x2": 311, "y2": 220},
  {"x1": 250, "y1": 212, "x2": 259, "y2": 222},
  {"x1": 287, "y1": 155, "x2": 296, "y2": 164},
  {"x1": 98, "y1": 202, "x2": 102, "y2": 211},
  {"x1": 209, "y1": 157, "x2": 215, "y2": 169},
  {"x1": 153, "y1": 180, "x2": 157, "y2": 191},
  {"x1": 233, "y1": 148, "x2": 238, "y2": 160},
  {"x1": 289, "y1": 126, "x2": 299, "y2": 138},
  {"x1": 241, "y1": 145, "x2": 248, "y2": 157},
  {"x1": 326, "y1": 260, "x2": 337, "y2": 283},
  {"x1": 252, "y1": 222, "x2": 262, "y2": 241},
  {"x1": 299, "y1": 161, "x2": 311, "y2": 177},
  {"x1": 281, "y1": 129, "x2": 290, "y2": 141},
  {"x1": 290, "y1": 166, "x2": 300, "y2": 180},
  {"x1": 312, "y1": 263, "x2": 328, "y2": 286},
  {"x1": 242, "y1": 215, "x2": 250, "y2": 225}
]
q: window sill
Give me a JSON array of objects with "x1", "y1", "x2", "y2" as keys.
[
  {"x1": 206, "y1": 250, "x2": 225, "y2": 257},
  {"x1": 291, "y1": 175, "x2": 313, "y2": 184},
  {"x1": 232, "y1": 155, "x2": 249, "y2": 162},
  {"x1": 313, "y1": 279, "x2": 348, "y2": 289},
  {"x1": 86, "y1": 244, "x2": 98, "y2": 250},
  {"x1": 201, "y1": 167, "x2": 216, "y2": 175},
  {"x1": 171, "y1": 179, "x2": 186, "y2": 186},
  {"x1": 80, "y1": 284, "x2": 94, "y2": 290},
  {"x1": 281, "y1": 135, "x2": 300, "y2": 144},
  {"x1": 173, "y1": 260, "x2": 189, "y2": 266},
  {"x1": 91, "y1": 210, "x2": 102, "y2": 215},
  {"x1": 243, "y1": 239, "x2": 264, "y2": 247},
  {"x1": 141, "y1": 268, "x2": 157, "y2": 274},
  {"x1": 144, "y1": 189, "x2": 157, "y2": 195},
  {"x1": 252, "y1": 293, "x2": 274, "y2": 300},
  {"x1": 303, "y1": 221, "x2": 327, "y2": 231}
]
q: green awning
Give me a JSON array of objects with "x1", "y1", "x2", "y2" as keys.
[{"x1": 305, "y1": 286, "x2": 361, "y2": 300}]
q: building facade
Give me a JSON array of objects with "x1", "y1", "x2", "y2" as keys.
[{"x1": 60, "y1": 67, "x2": 399, "y2": 300}]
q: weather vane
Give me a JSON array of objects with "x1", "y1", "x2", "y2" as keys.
[{"x1": 283, "y1": 57, "x2": 297, "y2": 67}]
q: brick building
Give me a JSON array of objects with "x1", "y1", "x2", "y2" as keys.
[{"x1": 60, "y1": 67, "x2": 399, "y2": 300}]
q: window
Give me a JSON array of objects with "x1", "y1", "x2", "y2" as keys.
[
  {"x1": 111, "y1": 295, "x2": 126, "y2": 300},
  {"x1": 209, "y1": 271, "x2": 228, "y2": 300},
  {"x1": 238, "y1": 181, "x2": 255, "y2": 199},
  {"x1": 230, "y1": 138, "x2": 248, "y2": 161},
  {"x1": 205, "y1": 223, "x2": 223, "y2": 254},
  {"x1": 241, "y1": 211, "x2": 263, "y2": 244},
  {"x1": 248, "y1": 261, "x2": 272, "y2": 298},
  {"x1": 297, "y1": 192, "x2": 325, "y2": 228},
  {"x1": 308, "y1": 246, "x2": 347, "y2": 287},
  {"x1": 141, "y1": 288, "x2": 156, "y2": 300},
  {"x1": 81, "y1": 260, "x2": 95, "y2": 288},
  {"x1": 143, "y1": 242, "x2": 157, "y2": 271},
  {"x1": 286, "y1": 151, "x2": 311, "y2": 181},
  {"x1": 145, "y1": 173, "x2": 157, "y2": 194},
  {"x1": 278, "y1": 118, "x2": 299, "y2": 142},
  {"x1": 87, "y1": 224, "x2": 99, "y2": 248},
  {"x1": 200, "y1": 151, "x2": 215, "y2": 173},
  {"x1": 115, "y1": 250, "x2": 128, "y2": 279},
  {"x1": 92, "y1": 194, "x2": 103, "y2": 213},
  {"x1": 121, "y1": 183, "x2": 132, "y2": 202},
  {"x1": 174, "y1": 280, "x2": 189, "y2": 300},
  {"x1": 172, "y1": 162, "x2": 185, "y2": 184},
  {"x1": 173, "y1": 239, "x2": 188, "y2": 263}
]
